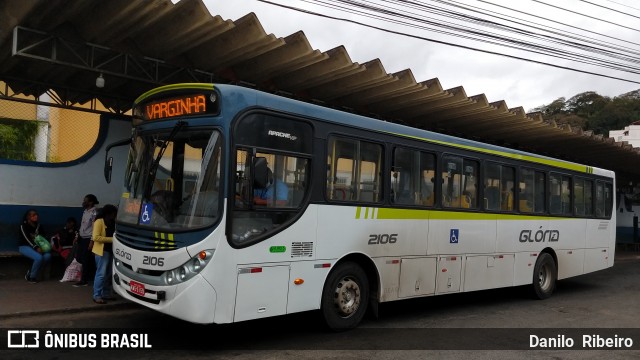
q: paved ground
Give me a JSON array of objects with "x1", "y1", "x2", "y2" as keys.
[
  {"x1": 0, "y1": 276, "x2": 133, "y2": 319},
  {"x1": 1, "y1": 249, "x2": 638, "y2": 320}
]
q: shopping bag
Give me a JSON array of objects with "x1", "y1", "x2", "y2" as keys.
[
  {"x1": 34, "y1": 234, "x2": 52, "y2": 253},
  {"x1": 60, "y1": 259, "x2": 83, "y2": 282}
]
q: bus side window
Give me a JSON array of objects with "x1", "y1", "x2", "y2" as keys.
[
  {"x1": 462, "y1": 160, "x2": 478, "y2": 209},
  {"x1": 327, "y1": 136, "x2": 382, "y2": 203},
  {"x1": 549, "y1": 173, "x2": 571, "y2": 215},
  {"x1": 419, "y1": 153, "x2": 436, "y2": 207},
  {"x1": 484, "y1": 162, "x2": 500, "y2": 211},
  {"x1": 519, "y1": 167, "x2": 545, "y2": 214},
  {"x1": 500, "y1": 166, "x2": 515, "y2": 212},
  {"x1": 604, "y1": 182, "x2": 613, "y2": 218},
  {"x1": 442, "y1": 155, "x2": 462, "y2": 208},
  {"x1": 484, "y1": 186, "x2": 500, "y2": 210}
]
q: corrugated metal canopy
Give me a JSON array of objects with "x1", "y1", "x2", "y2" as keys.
[{"x1": 1, "y1": 0, "x2": 639, "y2": 181}]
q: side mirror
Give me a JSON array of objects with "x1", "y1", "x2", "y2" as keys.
[
  {"x1": 104, "y1": 138, "x2": 132, "y2": 184},
  {"x1": 104, "y1": 156, "x2": 113, "y2": 183}
]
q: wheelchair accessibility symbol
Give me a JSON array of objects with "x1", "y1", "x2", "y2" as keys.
[
  {"x1": 450, "y1": 229, "x2": 459, "y2": 244},
  {"x1": 140, "y1": 203, "x2": 154, "y2": 225}
]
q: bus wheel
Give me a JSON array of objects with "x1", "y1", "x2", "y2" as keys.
[
  {"x1": 321, "y1": 262, "x2": 369, "y2": 331},
  {"x1": 531, "y1": 253, "x2": 557, "y2": 300}
]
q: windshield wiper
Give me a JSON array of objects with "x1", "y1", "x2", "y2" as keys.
[{"x1": 144, "y1": 121, "x2": 186, "y2": 199}]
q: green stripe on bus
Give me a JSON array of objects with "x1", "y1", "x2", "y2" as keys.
[
  {"x1": 355, "y1": 207, "x2": 362, "y2": 219},
  {"x1": 384, "y1": 131, "x2": 589, "y2": 173},
  {"x1": 134, "y1": 83, "x2": 215, "y2": 105},
  {"x1": 371, "y1": 207, "x2": 566, "y2": 221},
  {"x1": 377, "y1": 208, "x2": 430, "y2": 219}
]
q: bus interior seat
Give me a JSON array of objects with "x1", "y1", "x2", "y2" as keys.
[
  {"x1": 288, "y1": 184, "x2": 305, "y2": 207},
  {"x1": 535, "y1": 191, "x2": 545, "y2": 213},
  {"x1": 359, "y1": 182, "x2": 376, "y2": 202},
  {"x1": 461, "y1": 194, "x2": 472, "y2": 209},
  {"x1": 422, "y1": 194, "x2": 434, "y2": 206},
  {"x1": 484, "y1": 186, "x2": 500, "y2": 210},
  {"x1": 550, "y1": 195, "x2": 561, "y2": 214},
  {"x1": 519, "y1": 199, "x2": 532, "y2": 212},
  {"x1": 395, "y1": 190, "x2": 412, "y2": 204},
  {"x1": 501, "y1": 190, "x2": 513, "y2": 211}
]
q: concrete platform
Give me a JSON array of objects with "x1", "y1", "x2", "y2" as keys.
[{"x1": 0, "y1": 249, "x2": 638, "y2": 320}]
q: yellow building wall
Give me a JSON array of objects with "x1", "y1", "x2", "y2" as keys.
[
  {"x1": 1, "y1": 81, "x2": 107, "y2": 162},
  {"x1": 48, "y1": 106, "x2": 100, "y2": 162}
]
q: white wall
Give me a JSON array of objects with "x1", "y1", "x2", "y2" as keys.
[{"x1": 0, "y1": 116, "x2": 130, "y2": 208}]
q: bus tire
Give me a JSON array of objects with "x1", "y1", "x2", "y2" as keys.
[
  {"x1": 531, "y1": 253, "x2": 557, "y2": 300},
  {"x1": 321, "y1": 262, "x2": 369, "y2": 331}
]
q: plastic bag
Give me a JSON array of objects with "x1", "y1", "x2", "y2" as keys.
[
  {"x1": 34, "y1": 234, "x2": 52, "y2": 253},
  {"x1": 64, "y1": 242, "x2": 78, "y2": 267},
  {"x1": 60, "y1": 259, "x2": 82, "y2": 282}
]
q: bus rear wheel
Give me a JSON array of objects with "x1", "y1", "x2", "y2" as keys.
[
  {"x1": 321, "y1": 262, "x2": 369, "y2": 331},
  {"x1": 531, "y1": 253, "x2": 557, "y2": 299}
]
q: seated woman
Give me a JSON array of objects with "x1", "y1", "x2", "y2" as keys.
[
  {"x1": 18, "y1": 209, "x2": 51, "y2": 283},
  {"x1": 50, "y1": 217, "x2": 78, "y2": 262}
]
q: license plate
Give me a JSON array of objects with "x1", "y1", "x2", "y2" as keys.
[{"x1": 129, "y1": 280, "x2": 145, "y2": 297}]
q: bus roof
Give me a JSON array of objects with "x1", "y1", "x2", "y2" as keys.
[{"x1": 140, "y1": 83, "x2": 615, "y2": 178}]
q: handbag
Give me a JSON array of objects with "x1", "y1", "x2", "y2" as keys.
[{"x1": 34, "y1": 234, "x2": 52, "y2": 253}]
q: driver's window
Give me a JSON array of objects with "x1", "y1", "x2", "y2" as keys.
[
  {"x1": 232, "y1": 148, "x2": 310, "y2": 244},
  {"x1": 235, "y1": 150, "x2": 308, "y2": 209},
  {"x1": 230, "y1": 113, "x2": 312, "y2": 246}
]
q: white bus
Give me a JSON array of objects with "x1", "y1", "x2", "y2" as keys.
[{"x1": 107, "y1": 83, "x2": 616, "y2": 330}]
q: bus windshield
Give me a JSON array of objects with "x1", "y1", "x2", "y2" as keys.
[{"x1": 117, "y1": 127, "x2": 222, "y2": 231}]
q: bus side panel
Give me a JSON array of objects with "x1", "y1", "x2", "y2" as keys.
[
  {"x1": 498, "y1": 219, "x2": 586, "y2": 255},
  {"x1": 427, "y1": 217, "x2": 497, "y2": 255},
  {"x1": 584, "y1": 248, "x2": 611, "y2": 274},
  {"x1": 233, "y1": 205, "x2": 318, "y2": 265},
  {"x1": 398, "y1": 257, "x2": 438, "y2": 298},
  {"x1": 287, "y1": 261, "x2": 331, "y2": 313},
  {"x1": 228, "y1": 206, "x2": 319, "y2": 320},
  {"x1": 235, "y1": 264, "x2": 290, "y2": 322},
  {"x1": 556, "y1": 248, "x2": 585, "y2": 280},
  {"x1": 315, "y1": 205, "x2": 428, "y2": 260},
  {"x1": 585, "y1": 218, "x2": 615, "y2": 250},
  {"x1": 513, "y1": 252, "x2": 537, "y2": 286},
  {"x1": 374, "y1": 257, "x2": 402, "y2": 301},
  {"x1": 463, "y1": 254, "x2": 515, "y2": 292}
]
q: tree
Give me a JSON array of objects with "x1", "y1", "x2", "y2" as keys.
[
  {"x1": 0, "y1": 118, "x2": 38, "y2": 160},
  {"x1": 564, "y1": 92, "x2": 609, "y2": 118},
  {"x1": 532, "y1": 89, "x2": 640, "y2": 136}
]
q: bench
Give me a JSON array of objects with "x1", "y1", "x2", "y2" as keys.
[{"x1": 0, "y1": 205, "x2": 83, "y2": 280}]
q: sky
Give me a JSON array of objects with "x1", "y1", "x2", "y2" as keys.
[{"x1": 202, "y1": 0, "x2": 640, "y2": 112}]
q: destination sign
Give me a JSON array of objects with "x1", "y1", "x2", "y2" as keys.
[{"x1": 141, "y1": 94, "x2": 209, "y2": 121}]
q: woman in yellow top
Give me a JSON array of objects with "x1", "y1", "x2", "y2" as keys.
[{"x1": 91, "y1": 204, "x2": 118, "y2": 304}]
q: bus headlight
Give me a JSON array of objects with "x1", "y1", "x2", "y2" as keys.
[{"x1": 162, "y1": 250, "x2": 214, "y2": 285}]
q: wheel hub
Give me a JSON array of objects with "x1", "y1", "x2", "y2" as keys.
[{"x1": 334, "y1": 277, "x2": 361, "y2": 317}]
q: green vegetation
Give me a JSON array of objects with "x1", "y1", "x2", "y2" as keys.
[
  {"x1": 530, "y1": 90, "x2": 640, "y2": 136},
  {"x1": 0, "y1": 118, "x2": 39, "y2": 161}
]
